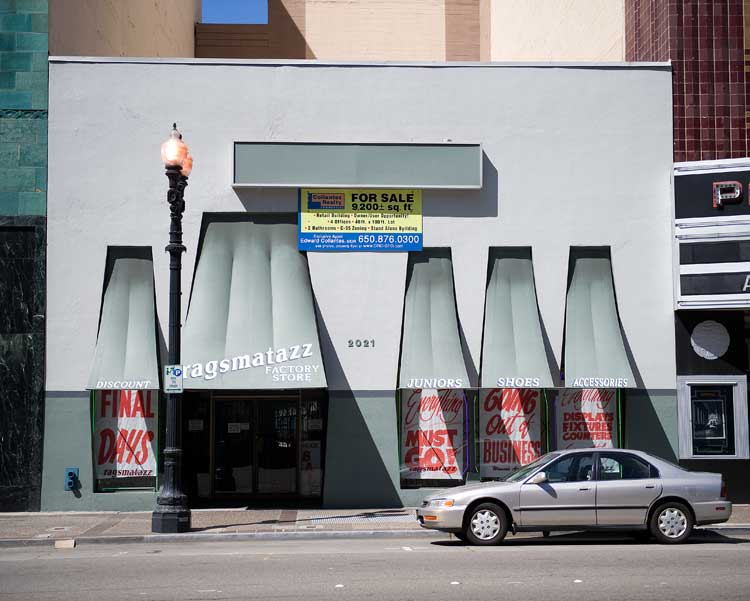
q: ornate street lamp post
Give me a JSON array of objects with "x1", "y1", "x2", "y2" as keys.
[{"x1": 152, "y1": 124, "x2": 193, "y2": 533}]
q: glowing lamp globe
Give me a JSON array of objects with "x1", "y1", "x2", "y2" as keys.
[
  {"x1": 181, "y1": 153, "x2": 193, "y2": 177},
  {"x1": 161, "y1": 123, "x2": 188, "y2": 167}
]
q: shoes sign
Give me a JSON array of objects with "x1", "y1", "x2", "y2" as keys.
[{"x1": 164, "y1": 365, "x2": 184, "y2": 393}]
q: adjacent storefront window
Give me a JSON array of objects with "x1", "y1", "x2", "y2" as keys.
[
  {"x1": 690, "y1": 385, "x2": 735, "y2": 456},
  {"x1": 478, "y1": 388, "x2": 544, "y2": 479},
  {"x1": 92, "y1": 390, "x2": 158, "y2": 491},
  {"x1": 677, "y1": 376, "x2": 750, "y2": 459},
  {"x1": 554, "y1": 389, "x2": 619, "y2": 450},
  {"x1": 399, "y1": 388, "x2": 468, "y2": 487}
]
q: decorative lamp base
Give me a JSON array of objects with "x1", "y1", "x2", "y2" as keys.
[{"x1": 151, "y1": 509, "x2": 191, "y2": 533}]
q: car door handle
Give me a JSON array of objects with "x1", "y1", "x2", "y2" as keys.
[
  {"x1": 579, "y1": 487, "x2": 591, "y2": 491},
  {"x1": 645, "y1": 485, "x2": 655, "y2": 489}
]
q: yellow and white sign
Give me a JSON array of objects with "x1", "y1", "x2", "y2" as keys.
[{"x1": 298, "y1": 189, "x2": 422, "y2": 251}]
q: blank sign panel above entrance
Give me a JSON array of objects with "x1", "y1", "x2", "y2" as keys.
[{"x1": 233, "y1": 142, "x2": 482, "y2": 189}]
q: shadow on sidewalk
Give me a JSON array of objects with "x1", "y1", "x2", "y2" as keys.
[
  {"x1": 431, "y1": 529, "x2": 750, "y2": 547},
  {"x1": 191, "y1": 509, "x2": 416, "y2": 532}
]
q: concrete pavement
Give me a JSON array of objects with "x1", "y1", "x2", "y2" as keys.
[
  {"x1": 1, "y1": 504, "x2": 749, "y2": 547},
  {"x1": 2, "y1": 533, "x2": 750, "y2": 600}
]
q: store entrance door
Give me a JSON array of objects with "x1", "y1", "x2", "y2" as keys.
[{"x1": 183, "y1": 392, "x2": 326, "y2": 504}]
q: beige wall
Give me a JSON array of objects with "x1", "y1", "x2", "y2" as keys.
[
  {"x1": 195, "y1": 0, "x2": 625, "y2": 62},
  {"x1": 50, "y1": 0, "x2": 201, "y2": 57},
  {"x1": 196, "y1": 0, "x2": 483, "y2": 61},
  {"x1": 304, "y1": 0, "x2": 445, "y2": 60},
  {"x1": 491, "y1": 0, "x2": 625, "y2": 61}
]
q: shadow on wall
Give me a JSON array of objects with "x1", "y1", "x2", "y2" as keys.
[
  {"x1": 423, "y1": 152, "x2": 498, "y2": 218},
  {"x1": 623, "y1": 390, "x2": 677, "y2": 463},
  {"x1": 315, "y1": 303, "x2": 402, "y2": 508},
  {"x1": 234, "y1": 187, "x2": 298, "y2": 213},
  {"x1": 196, "y1": 0, "x2": 315, "y2": 59}
]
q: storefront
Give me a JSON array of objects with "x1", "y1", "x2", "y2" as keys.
[
  {"x1": 673, "y1": 160, "x2": 750, "y2": 499},
  {"x1": 41, "y1": 57, "x2": 676, "y2": 511}
]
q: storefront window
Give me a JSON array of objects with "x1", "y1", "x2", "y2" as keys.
[
  {"x1": 300, "y1": 398, "x2": 324, "y2": 497},
  {"x1": 399, "y1": 388, "x2": 467, "y2": 488},
  {"x1": 677, "y1": 376, "x2": 749, "y2": 460},
  {"x1": 690, "y1": 385, "x2": 735, "y2": 456},
  {"x1": 554, "y1": 388, "x2": 618, "y2": 450},
  {"x1": 92, "y1": 390, "x2": 158, "y2": 491},
  {"x1": 478, "y1": 388, "x2": 544, "y2": 480}
]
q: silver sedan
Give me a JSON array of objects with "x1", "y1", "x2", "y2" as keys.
[{"x1": 416, "y1": 449, "x2": 731, "y2": 545}]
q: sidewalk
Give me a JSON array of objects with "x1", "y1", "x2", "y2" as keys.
[
  {"x1": 1, "y1": 505, "x2": 748, "y2": 548},
  {"x1": 0, "y1": 508, "x2": 432, "y2": 547}
]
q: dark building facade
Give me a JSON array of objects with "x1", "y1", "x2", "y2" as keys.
[
  {"x1": 0, "y1": 0, "x2": 48, "y2": 511},
  {"x1": 625, "y1": 0, "x2": 750, "y2": 161}
]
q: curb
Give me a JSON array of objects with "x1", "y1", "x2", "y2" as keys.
[
  {"x1": 0, "y1": 528, "x2": 444, "y2": 548},
  {"x1": 1, "y1": 526, "x2": 748, "y2": 549}
]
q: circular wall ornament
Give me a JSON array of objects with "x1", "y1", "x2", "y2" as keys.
[{"x1": 690, "y1": 320, "x2": 730, "y2": 360}]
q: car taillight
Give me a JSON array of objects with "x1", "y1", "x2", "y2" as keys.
[{"x1": 721, "y1": 479, "x2": 727, "y2": 499}]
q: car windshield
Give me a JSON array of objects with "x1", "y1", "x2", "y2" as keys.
[{"x1": 504, "y1": 453, "x2": 559, "y2": 482}]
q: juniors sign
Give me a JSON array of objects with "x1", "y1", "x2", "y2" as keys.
[
  {"x1": 401, "y1": 389, "x2": 465, "y2": 480},
  {"x1": 93, "y1": 390, "x2": 157, "y2": 480},
  {"x1": 480, "y1": 388, "x2": 542, "y2": 478},
  {"x1": 555, "y1": 388, "x2": 617, "y2": 449},
  {"x1": 299, "y1": 188, "x2": 423, "y2": 251}
]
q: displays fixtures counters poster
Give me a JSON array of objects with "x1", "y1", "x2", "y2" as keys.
[
  {"x1": 298, "y1": 189, "x2": 422, "y2": 251},
  {"x1": 555, "y1": 389, "x2": 618, "y2": 449},
  {"x1": 479, "y1": 388, "x2": 543, "y2": 478}
]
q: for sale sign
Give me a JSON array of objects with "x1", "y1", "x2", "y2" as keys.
[
  {"x1": 556, "y1": 388, "x2": 617, "y2": 449},
  {"x1": 93, "y1": 390, "x2": 158, "y2": 479},
  {"x1": 401, "y1": 389, "x2": 465, "y2": 480},
  {"x1": 479, "y1": 388, "x2": 542, "y2": 478}
]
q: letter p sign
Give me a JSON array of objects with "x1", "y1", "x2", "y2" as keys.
[{"x1": 713, "y1": 181, "x2": 742, "y2": 208}]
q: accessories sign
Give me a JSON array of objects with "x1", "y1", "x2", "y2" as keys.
[{"x1": 298, "y1": 189, "x2": 422, "y2": 251}]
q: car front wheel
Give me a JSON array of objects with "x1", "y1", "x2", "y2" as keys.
[
  {"x1": 649, "y1": 502, "x2": 693, "y2": 544},
  {"x1": 464, "y1": 503, "x2": 508, "y2": 546}
]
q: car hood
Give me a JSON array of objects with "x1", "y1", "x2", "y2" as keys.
[{"x1": 423, "y1": 480, "x2": 516, "y2": 502}]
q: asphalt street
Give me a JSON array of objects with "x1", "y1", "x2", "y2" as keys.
[{"x1": 1, "y1": 531, "x2": 749, "y2": 601}]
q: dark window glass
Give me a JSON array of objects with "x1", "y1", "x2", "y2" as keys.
[
  {"x1": 680, "y1": 241, "x2": 750, "y2": 265},
  {"x1": 597, "y1": 453, "x2": 653, "y2": 481},
  {"x1": 691, "y1": 385, "x2": 736, "y2": 455},
  {"x1": 545, "y1": 453, "x2": 594, "y2": 483}
]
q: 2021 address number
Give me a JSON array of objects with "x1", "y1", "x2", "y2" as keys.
[{"x1": 348, "y1": 339, "x2": 375, "y2": 348}]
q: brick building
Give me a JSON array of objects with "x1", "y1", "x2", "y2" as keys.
[{"x1": 625, "y1": 0, "x2": 750, "y2": 161}]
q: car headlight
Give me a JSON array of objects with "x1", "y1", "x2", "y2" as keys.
[{"x1": 426, "y1": 498, "x2": 455, "y2": 508}]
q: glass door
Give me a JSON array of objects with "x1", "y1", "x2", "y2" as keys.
[
  {"x1": 256, "y1": 399, "x2": 298, "y2": 494},
  {"x1": 213, "y1": 399, "x2": 254, "y2": 494}
]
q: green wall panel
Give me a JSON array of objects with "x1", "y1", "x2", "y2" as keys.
[{"x1": 41, "y1": 394, "x2": 156, "y2": 512}]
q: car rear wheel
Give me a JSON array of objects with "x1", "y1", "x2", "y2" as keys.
[
  {"x1": 649, "y1": 502, "x2": 693, "y2": 544},
  {"x1": 464, "y1": 503, "x2": 508, "y2": 546}
]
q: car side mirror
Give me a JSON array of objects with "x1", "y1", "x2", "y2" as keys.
[{"x1": 528, "y1": 471, "x2": 548, "y2": 485}]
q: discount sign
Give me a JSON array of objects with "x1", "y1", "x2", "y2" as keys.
[{"x1": 93, "y1": 390, "x2": 158, "y2": 479}]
